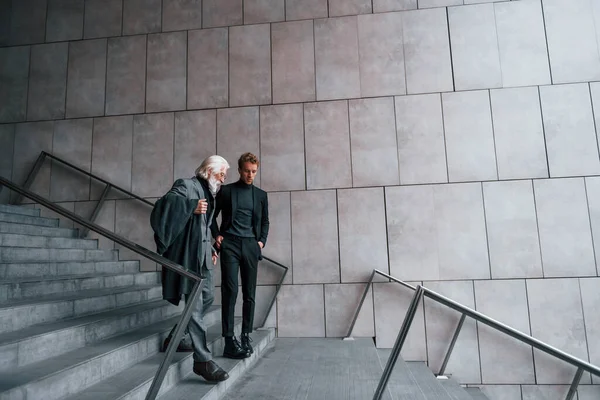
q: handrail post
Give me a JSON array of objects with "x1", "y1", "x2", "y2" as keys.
[
  {"x1": 565, "y1": 367, "x2": 583, "y2": 400},
  {"x1": 145, "y1": 279, "x2": 203, "y2": 400},
  {"x1": 80, "y1": 183, "x2": 112, "y2": 238},
  {"x1": 14, "y1": 152, "x2": 47, "y2": 204},
  {"x1": 259, "y1": 262, "x2": 288, "y2": 329},
  {"x1": 373, "y1": 285, "x2": 425, "y2": 400},
  {"x1": 345, "y1": 270, "x2": 376, "y2": 340},
  {"x1": 438, "y1": 313, "x2": 466, "y2": 376}
]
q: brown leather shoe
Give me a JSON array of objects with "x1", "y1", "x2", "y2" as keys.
[
  {"x1": 162, "y1": 337, "x2": 194, "y2": 353},
  {"x1": 193, "y1": 360, "x2": 229, "y2": 382}
]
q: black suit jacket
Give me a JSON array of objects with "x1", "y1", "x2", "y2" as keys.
[{"x1": 212, "y1": 181, "x2": 270, "y2": 248}]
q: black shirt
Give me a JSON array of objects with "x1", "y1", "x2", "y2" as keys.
[{"x1": 226, "y1": 180, "x2": 254, "y2": 238}]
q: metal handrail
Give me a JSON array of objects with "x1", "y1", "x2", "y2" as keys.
[
  {"x1": 0, "y1": 176, "x2": 200, "y2": 400},
  {"x1": 344, "y1": 269, "x2": 600, "y2": 400}
]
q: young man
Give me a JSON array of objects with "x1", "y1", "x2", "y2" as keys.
[
  {"x1": 213, "y1": 152, "x2": 269, "y2": 359},
  {"x1": 150, "y1": 155, "x2": 230, "y2": 382}
]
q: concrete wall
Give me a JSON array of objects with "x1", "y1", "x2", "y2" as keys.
[{"x1": 1, "y1": 0, "x2": 600, "y2": 398}]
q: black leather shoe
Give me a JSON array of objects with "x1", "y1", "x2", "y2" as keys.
[
  {"x1": 193, "y1": 360, "x2": 229, "y2": 382},
  {"x1": 162, "y1": 337, "x2": 194, "y2": 353},
  {"x1": 241, "y1": 333, "x2": 253, "y2": 354},
  {"x1": 223, "y1": 336, "x2": 250, "y2": 359}
]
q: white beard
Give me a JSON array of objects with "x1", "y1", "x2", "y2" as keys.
[{"x1": 208, "y1": 176, "x2": 222, "y2": 196}]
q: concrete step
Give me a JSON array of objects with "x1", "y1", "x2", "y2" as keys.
[
  {"x1": 438, "y1": 376, "x2": 474, "y2": 400},
  {"x1": 0, "y1": 285, "x2": 162, "y2": 334},
  {"x1": 465, "y1": 387, "x2": 490, "y2": 400},
  {"x1": 0, "y1": 221, "x2": 77, "y2": 237},
  {"x1": 0, "y1": 271, "x2": 159, "y2": 301},
  {"x1": 0, "y1": 232, "x2": 98, "y2": 249},
  {"x1": 405, "y1": 362, "x2": 454, "y2": 400},
  {"x1": 0, "y1": 205, "x2": 40, "y2": 217},
  {"x1": 0, "y1": 260, "x2": 140, "y2": 280},
  {"x1": 0, "y1": 314, "x2": 222, "y2": 400},
  {"x1": 64, "y1": 327, "x2": 274, "y2": 400},
  {"x1": 0, "y1": 299, "x2": 186, "y2": 372},
  {"x1": 0, "y1": 211, "x2": 58, "y2": 227},
  {"x1": 0, "y1": 247, "x2": 118, "y2": 263}
]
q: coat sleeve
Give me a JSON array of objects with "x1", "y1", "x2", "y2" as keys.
[
  {"x1": 259, "y1": 192, "x2": 269, "y2": 246},
  {"x1": 150, "y1": 180, "x2": 198, "y2": 255}
]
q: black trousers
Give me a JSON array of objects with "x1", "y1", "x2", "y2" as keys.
[{"x1": 220, "y1": 235, "x2": 259, "y2": 336}]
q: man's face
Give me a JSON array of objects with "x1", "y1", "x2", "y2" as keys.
[
  {"x1": 239, "y1": 161, "x2": 258, "y2": 185},
  {"x1": 208, "y1": 166, "x2": 228, "y2": 195}
]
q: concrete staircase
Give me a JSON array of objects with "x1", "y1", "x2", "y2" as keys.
[{"x1": 0, "y1": 204, "x2": 275, "y2": 400}]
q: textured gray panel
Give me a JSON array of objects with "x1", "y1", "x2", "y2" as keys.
[
  {"x1": 483, "y1": 180, "x2": 543, "y2": 279},
  {"x1": 271, "y1": 20, "x2": 315, "y2": 104},
  {"x1": 442, "y1": 90, "x2": 498, "y2": 182},
  {"x1": 91, "y1": 116, "x2": 133, "y2": 199},
  {"x1": 285, "y1": 0, "x2": 327, "y2": 21},
  {"x1": 0, "y1": 46, "x2": 29, "y2": 123},
  {"x1": 50, "y1": 119, "x2": 93, "y2": 202},
  {"x1": 123, "y1": 0, "x2": 161, "y2": 35},
  {"x1": 277, "y1": 284, "x2": 325, "y2": 337},
  {"x1": 66, "y1": 39, "x2": 107, "y2": 118},
  {"x1": 494, "y1": 0, "x2": 551, "y2": 87},
  {"x1": 9, "y1": 0, "x2": 47, "y2": 45},
  {"x1": 403, "y1": 8, "x2": 453, "y2": 94},
  {"x1": 540, "y1": 83, "x2": 600, "y2": 177},
  {"x1": 448, "y1": 3, "x2": 502, "y2": 91},
  {"x1": 259, "y1": 104, "x2": 305, "y2": 191},
  {"x1": 373, "y1": 282, "x2": 427, "y2": 360},
  {"x1": 325, "y1": 283, "x2": 374, "y2": 337},
  {"x1": 187, "y1": 28, "x2": 228, "y2": 109},
  {"x1": 490, "y1": 87, "x2": 548, "y2": 180},
  {"x1": 131, "y1": 113, "x2": 174, "y2": 198},
  {"x1": 12, "y1": 122, "x2": 54, "y2": 200},
  {"x1": 543, "y1": 0, "x2": 600, "y2": 83},
  {"x1": 357, "y1": 12, "x2": 405, "y2": 97},
  {"x1": 244, "y1": 0, "x2": 284, "y2": 24},
  {"x1": 202, "y1": 0, "x2": 242, "y2": 28},
  {"x1": 291, "y1": 190, "x2": 339, "y2": 284},
  {"x1": 27, "y1": 43, "x2": 68, "y2": 121},
  {"x1": 474, "y1": 279, "x2": 535, "y2": 384},
  {"x1": 83, "y1": 0, "x2": 122, "y2": 39},
  {"x1": 424, "y1": 280, "x2": 481, "y2": 383},
  {"x1": 373, "y1": 0, "x2": 416, "y2": 12},
  {"x1": 534, "y1": 178, "x2": 596, "y2": 278},
  {"x1": 146, "y1": 32, "x2": 187, "y2": 113},
  {"x1": 162, "y1": 0, "x2": 202, "y2": 31},
  {"x1": 173, "y1": 110, "x2": 216, "y2": 181},
  {"x1": 105, "y1": 35, "x2": 146, "y2": 116},
  {"x1": 328, "y1": 0, "x2": 371, "y2": 17},
  {"x1": 216, "y1": 107, "x2": 260, "y2": 186},
  {"x1": 46, "y1": 0, "x2": 84, "y2": 42},
  {"x1": 338, "y1": 188, "x2": 388, "y2": 283},
  {"x1": 527, "y1": 279, "x2": 591, "y2": 384},
  {"x1": 349, "y1": 97, "x2": 399, "y2": 187},
  {"x1": 229, "y1": 24, "x2": 271, "y2": 107},
  {"x1": 314, "y1": 16, "x2": 361, "y2": 101},
  {"x1": 579, "y1": 278, "x2": 600, "y2": 384},
  {"x1": 304, "y1": 100, "x2": 352, "y2": 190},
  {"x1": 395, "y1": 94, "x2": 447, "y2": 184},
  {"x1": 115, "y1": 199, "x2": 157, "y2": 271}
]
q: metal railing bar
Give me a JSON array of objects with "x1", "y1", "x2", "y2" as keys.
[
  {"x1": 81, "y1": 183, "x2": 111, "y2": 238},
  {"x1": 565, "y1": 367, "x2": 583, "y2": 400},
  {"x1": 438, "y1": 313, "x2": 466, "y2": 376},
  {"x1": 259, "y1": 256, "x2": 289, "y2": 329},
  {"x1": 373, "y1": 286, "x2": 425, "y2": 400},
  {"x1": 421, "y1": 287, "x2": 600, "y2": 376},
  {"x1": 15, "y1": 152, "x2": 47, "y2": 204},
  {"x1": 145, "y1": 280, "x2": 203, "y2": 400},
  {"x1": 0, "y1": 176, "x2": 200, "y2": 282}
]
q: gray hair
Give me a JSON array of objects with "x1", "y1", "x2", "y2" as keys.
[{"x1": 195, "y1": 155, "x2": 230, "y2": 180}]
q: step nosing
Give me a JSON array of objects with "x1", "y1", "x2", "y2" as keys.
[{"x1": 0, "y1": 271, "x2": 156, "y2": 284}]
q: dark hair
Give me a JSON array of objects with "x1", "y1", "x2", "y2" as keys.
[{"x1": 238, "y1": 152, "x2": 259, "y2": 169}]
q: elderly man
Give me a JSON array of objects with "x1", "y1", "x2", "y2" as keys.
[
  {"x1": 213, "y1": 152, "x2": 269, "y2": 359},
  {"x1": 151, "y1": 155, "x2": 230, "y2": 382}
]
